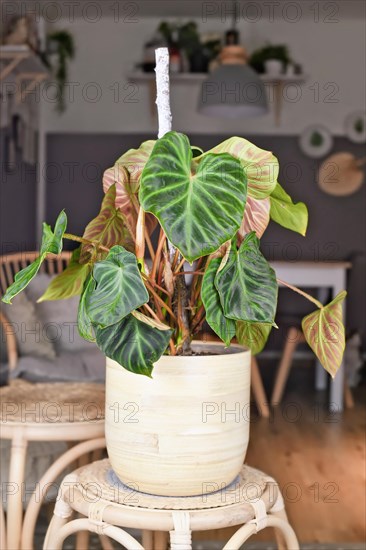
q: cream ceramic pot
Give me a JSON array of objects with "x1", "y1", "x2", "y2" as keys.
[{"x1": 105, "y1": 341, "x2": 251, "y2": 497}]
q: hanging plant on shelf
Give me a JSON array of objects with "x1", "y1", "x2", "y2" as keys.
[{"x1": 42, "y1": 30, "x2": 75, "y2": 113}]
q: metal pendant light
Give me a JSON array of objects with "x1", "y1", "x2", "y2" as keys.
[{"x1": 198, "y1": 2, "x2": 268, "y2": 118}]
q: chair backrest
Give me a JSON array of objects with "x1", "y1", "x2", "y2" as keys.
[{"x1": 0, "y1": 251, "x2": 72, "y2": 296}]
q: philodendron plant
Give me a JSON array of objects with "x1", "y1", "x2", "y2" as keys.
[{"x1": 3, "y1": 133, "x2": 346, "y2": 377}]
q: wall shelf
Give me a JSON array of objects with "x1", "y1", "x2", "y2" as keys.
[
  {"x1": 127, "y1": 70, "x2": 307, "y2": 85},
  {"x1": 0, "y1": 45, "x2": 48, "y2": 102},
  {"x1": 126, "y1": 71, "x2": 308, "y2": 126}
]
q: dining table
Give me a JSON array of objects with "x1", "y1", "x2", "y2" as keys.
[{"x1": 271, "y1": 261, "x2": 351, "y2": 412}]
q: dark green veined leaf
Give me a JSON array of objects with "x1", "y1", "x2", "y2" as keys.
[
  {"x1": 302, "y1": 291, "x2": 346, "y2": 378},
  {"x1": 2, "y1": 258, "x2": 42, "y2": 304},
  {"x1": 86, "y1": 246, "x2": 149, "y2": 328},
  {"x1": 270, "y1": 182, "x2": 308, "y2": 236},
  {"x1": 40, "y1": 210, "x2": 67, "y2": 256},
  {"x1": 2, "y1": 211, "x2": 67, "y2": 304},
  {"x1": 215, "y1": 232, "x2": 278, "y2": 323},
  {"x1": 95, "y1": 311, "x2": 173, "y2": 377},
  {"x1": 198, "y1": 137, "x2": 278, "y2": 199},
  {"x1": 80, "y1": 185, "x2": 134, "y2": 263},
  {"x1": 78, "y1": 274, "x2": 96, "y2": 341},
  {"x1": 38, "y1": 247, "x2": 90, "y2": 302},
  {"x1": 140, "y1": 131, "x2": 247, "y2": 263},
  {"x1": 236, "y1": 321, "x2": 272, "y2": 355},
  {"x1": 201, "y1": 258, "x2": 236, "y2": 346}
]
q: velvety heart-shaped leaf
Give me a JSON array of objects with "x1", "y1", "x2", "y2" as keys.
[
  {"x1": 78, "y1": 274, "x2": 96, "y2": 341},
  {"x1": 302, "y1": 291, "x2": 346, "y2": 378},
  {"x1": 200, "y1": 137, "x2": 278, "y2": 199},
  {"x1": 239, "y1": 196, "x2": 270, "y2": 240},
  {"x1": 215, "y1": 232, "x2": 278, "y2": 323},
  {"x1": 201, "y1": 258, "x2": 236, "y2": 346},
  {"x1": 2, "y1": 211, "x2": 67, "y2": 304},
  {"x1": 140, "y1": 131, "x2": 247, "y2": 263},
  {"x1": 270, "y1": 182, "x2": 308, "y2": 236},
  {"x1": 80, "y1": 185, "x2": 134, "y2": 263},
  {"x1": 38, "y1": 247, "x2": 90, "y2": 302},
  {"x1": 95, "y1": 311, "x2": 173, "y2": 377},
  {"x1": 86, "y1": 245, "x2": 148, "y2": 328},
  {"x1": 236, "y1": 320, "x2": 272, "y2": 355}
]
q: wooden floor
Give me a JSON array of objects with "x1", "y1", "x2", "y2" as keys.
[{"x1": 194, "y1": 360, "x2": 366, "y2": 546}]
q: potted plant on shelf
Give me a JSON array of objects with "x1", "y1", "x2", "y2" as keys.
[
  {"x1": 249, "y1": 44, "x2": 291, "y2": 76},
  {"x1": 42, "y1": 30, "x2": 75, "y2": 113},
  {"x1": 2, "y1": 49, "x2": 346, "y2": 498}
]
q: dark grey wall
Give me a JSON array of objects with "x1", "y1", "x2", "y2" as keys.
[
  {"x1": 0, "y1": 129, "x2": 37, "y2": 254},
  {"x1": 45, "y1": 133, "x2": 366, "y2": 348}
]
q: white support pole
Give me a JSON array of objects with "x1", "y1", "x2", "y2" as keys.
[
  {"x1": 155, "y1": 48, "x2": 172, "y2": 139},
  {"x1": 154, "y1": 47, "x2": 176, "y2": 261}
]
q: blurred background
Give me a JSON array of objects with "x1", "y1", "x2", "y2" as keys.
[{"x1": 1, "y1": 1, "x2": 365, "y2": 548}]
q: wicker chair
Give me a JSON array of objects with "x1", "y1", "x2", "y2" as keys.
[
  {"x1": 0, "y1": 251, "x2": 72, "y2": 372},
  {"x1": 0, "y1": 251, "x2": 106, "y2": 550}
]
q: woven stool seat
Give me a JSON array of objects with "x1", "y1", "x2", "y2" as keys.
[
  {"x1": 77, "y1": 458, "x2": 268, "y2": 510},
  {"x1": 0, "y1": 380, "x2": 106, "y2": 550},
  {"x1": 0, "y1": 380, "x2": 105, "y2": 424},
  {"x1": 44, "y1": 459, "x2": 300, "y2": 550}
]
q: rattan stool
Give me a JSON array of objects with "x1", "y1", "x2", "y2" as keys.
[
  {"x1": 44, "y1": 458, "x2": 299, "y2": 550},
  {"x1": 0, "y1": 380, "x2": 105, "y2": 550}
]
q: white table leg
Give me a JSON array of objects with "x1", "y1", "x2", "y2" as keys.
[
  {"x1": 7, "y1": 430, "x2": 28, "y2": 550},
  {"x1": 315, "y1": 288, "x2": 330, "y2": 390},
  {"x1": 329, "y1": 273, "x2": 347, "y2": 412},
  {"x1": 315, "y1": 363, "x2": 327, "y2": 390}
]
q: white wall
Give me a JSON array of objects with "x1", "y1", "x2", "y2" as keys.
[{"x1": 43, "y1": 12, "x2": 366, "y2": 135}]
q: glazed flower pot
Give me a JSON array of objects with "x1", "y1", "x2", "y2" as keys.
[{"x1": 105, "y1": 341, "x2": 251, "y2": 497}]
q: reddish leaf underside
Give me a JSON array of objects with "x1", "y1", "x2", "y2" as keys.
[
  {"x1": 239, "y1": 196, "x2": 270, "y2": 240},
  {"x1": 80, "y1": 185, "x2": 135, "y2": 264}
]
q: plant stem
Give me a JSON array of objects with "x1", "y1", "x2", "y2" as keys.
[
  {"x1": 143, "y1": 303, "x2": 163, "y2": 322},
  {"x1": 151, "y1": 229, "x2": 166, "y2": 281},
  {"x1": 145, "y1": 280, "x2": 176, "y2": 321},
  {"x1": 277, "y1": 278, "x2": 323, "y2": 309},
  {"x1": 174, "y1": 257, "x2": 186, "y2": 273},
  {"x1": 64, "y1": 233, "x2": 110, "y2": 253}
]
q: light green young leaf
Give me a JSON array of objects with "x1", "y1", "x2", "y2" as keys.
[
  {"x1": 38, "y1": 247, "x2": 90, "y2": 302},
  {"x1": 270, "y1": 182, "x2": 308, "y2": 236},
  {"x1": 302, "y1": 291, "x2": 346, "y2": 378},
  {"x1": 140, "y1": 131, "x2": 247, "y2": 263},
  {"x1": 2, "y1": 211, "x2": 67, "y2": 304}
]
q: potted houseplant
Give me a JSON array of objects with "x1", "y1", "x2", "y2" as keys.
[
  {"x1": 2, "y1": 50, "x2": 346, "y2": 497},
  {"x1": 249, "y1": 44, "x2": 291, "y2": 75}
]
